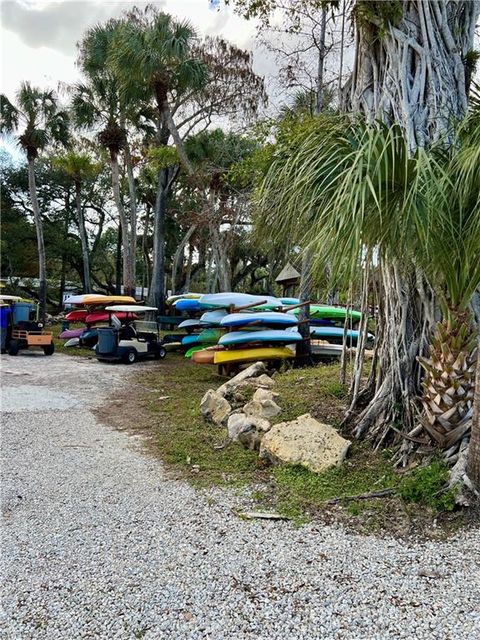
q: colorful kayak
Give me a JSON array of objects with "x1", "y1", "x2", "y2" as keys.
[
  {"x1": 308, "y1": 326, "x2": 373, "y2": 345},
  {"x1": 220, "y1": 311, "x2": 298, "y2": 328},
  {"x1": 59, "y1": 328, "x2": 84, "y2": 339},
  {"x1": 185, "y1": 345, "x2": 207, "y2": 358},
  {"x1": 198, "y1": 293, "x2": 284, "y2": 311},
  {"x1": 199, "y1": 309, "x2": 228, "y2": 325},
  {"x1": 64, "y1": 337, "x2": 80, "y2": 348},
  {"x1": 174, "y1": 299, "x2": 201, "y2": 312},
  {"x1": 178, "y1": 318, "x2": 211, "y2": 330},
  {"x1": 182, "y1": 328, "x2": 224, "y2": 346},
  {"x1": 85, "y1": 311, "x2": 137, "y2": 324},
  {"x1": 288, "y1": 305, "x2": 362, "y2": 322},
  {"x1": 192, "y1": 346, "x2": 224, "y2": 364},
  {"x1": 64, "y1": 309, "x2": 88, "y2": 322},
  {"x1": 219, "y1": 329, "x2": 302, "y2": 347},
  {"x1": 167, "y1": 293, "x2": 202, "y2": 304},
  {"x1": 65, "y1": 294, "x2": 136, "y2": 307},
  {"x1": 214, "y1": 346, "x2": 295, "y2": 365}
]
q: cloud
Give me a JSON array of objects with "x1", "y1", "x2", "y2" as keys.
[{"x1": 0, "y1": 1, "x2": 167, "y2": 56}]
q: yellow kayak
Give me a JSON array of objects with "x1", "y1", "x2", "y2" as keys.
[{"x1": 213, "y1": 346, "x2": 295, "y2": 365}]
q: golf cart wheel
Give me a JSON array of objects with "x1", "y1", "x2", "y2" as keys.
[
  {"x1": 123, "y1": 349, "x2": 137, "y2": 364},
  {"x1": 155, "y1": 346, "x2": 167, "y2": 360},
  {"x1": 43, "y1": 342, "x2": 55, "y2": 356},
  {"x1": 8, "y1": 340, "x2": 19, "y2": 356}
]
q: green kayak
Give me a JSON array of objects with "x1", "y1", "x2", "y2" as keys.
[{"x1": 287, "y1": 305, "x2": 362, "y2": 322}]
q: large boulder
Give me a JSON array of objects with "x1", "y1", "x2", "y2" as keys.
[
  {"x1": 227, "y1": 412, "x2": 271, "y2": 450},
  {"x1": 259, "y1": 413, "x2": 351, "y2": 473},
  {"x1": 200, "y1": 389, "x2": 231, "y2": 425},
  {"x1": 217, "y1": 362, "x2": 267, "y2": 398},
  {"x1": 244, "y1": 388, "x2": 281, "y2": 421}
]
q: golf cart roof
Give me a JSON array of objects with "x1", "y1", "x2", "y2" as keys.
[
  {"x1": 65, "y1": 294, "x2": 136, "y2": 306},
  {"x1": 105, "y1": 305, "x2": 158, "y2": 313},
  {"x1": 0, "y1": 295, "x2": 22, "y2": 301}
]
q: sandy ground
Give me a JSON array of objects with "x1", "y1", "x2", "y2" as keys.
[{"x1": 1, "y1": 352, "x2": 479, "y2": 640}]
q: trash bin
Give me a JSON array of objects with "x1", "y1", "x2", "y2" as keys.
[{"x1": 12, "y1": 302, "x2": 32, "y2": 324}]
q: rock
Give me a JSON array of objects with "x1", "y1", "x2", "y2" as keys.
[
  {"x1": 227, "y1": 412, "x2": 271, "y2": 439},
  {"x1": 200, "y1": 389, "x2": 231, "y2": 425},
  {"x1": 243, "y1": 388, "x2": 281, "y2": 420},
  {"x1": 259, "y1": 413, "x2": 351, "y2": 473},
  {"x1": 217, "y1": 362, "x2": 267, "y2": 397}
]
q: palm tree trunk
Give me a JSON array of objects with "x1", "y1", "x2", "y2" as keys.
[
  {"x1": 171, "y1": 224, "x2": 196, "y2": 294},
  {"x1": 75, "y1": 179, "x2": 91, "y2": 293},
  {"x1": 149, "y1": 166, "x2": 169, "y2": 313},
  {"x1": 124, "y1": 140, "x2": 137, "y2": 298},
  {"x1": 109, "y1": 151, "x2": 134, "y2": 297},
  {"x1": 115, "y1": 224, "x2": 122, "y2": 295},
  {"x1": 467, "y1": 336, "x2": 480, "y2": 491},
  {"x1": 27, "y1": 158, "x2": 47, "y2": 322}
]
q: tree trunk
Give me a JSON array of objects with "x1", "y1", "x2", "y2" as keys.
[
  {"x1": 315, "y1": 7, "x2": 327, "y2": 113},
  {"x1": 149, "y1": 166, "x2": 169, "y2": 313},
  {"x1": 297, "y1": 249, "x2": 313, "y2": 363},
  {"x1": 467, "y1": 336, "x2": 480, "y2": 491},
  {"x1": 27, "y1": 158, "x2": 47, "y2": 322},
  {"x1": 124, "y1": 140, "x2": 137, "y2": 298},
  {"x1": 343, "y1": 0, "x2": 479, "y2": 443},
  {"x1": 115, "y1": 224, "x2": 122, "y2": 295},
  {"x1": 171, "y1": 224, "x2": 197, "y2": 294},
  {"x1": 346, "y1": 1, "x2": 479, "y2": 150},
  {"x1": 75, "y1": 179, "x2": 91, "y2": 294},
  {"x1": 109, "y1": 152, "x2": 135, "y2": 297}
]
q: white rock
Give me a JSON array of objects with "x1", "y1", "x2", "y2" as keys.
[
  {"x1": 252, "y1": 387, "x2": 280, "y2": 402},
  {"x1": 217, "y1": 361, "x2": 267, "y2": 397},
  {"x1": 200, "y1": 389, "x2": 231, "y2": 425},
  {"x1": 227, "y1": 412, "x2": 271, "y2": 441},
  {"x1": 243, "y1": 395, "x2": 281, "y2": 420},
  {"x1": 259, "y1": 413, "x2": 351, "y2": 473}
]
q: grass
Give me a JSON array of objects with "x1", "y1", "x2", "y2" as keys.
[{"x1": 96, "y1": 350, "x2": 465, "y2": 534}]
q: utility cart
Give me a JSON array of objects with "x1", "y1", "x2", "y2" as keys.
[
  {"x1": 95, "y1": 305, "x2": 167, "y2": 364},
  {"x1": 8, "y1": 323, "x2": 55, "y2": 356}
]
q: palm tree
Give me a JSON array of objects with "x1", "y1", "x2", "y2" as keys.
[
  {"x1": 0, "y1": 83, "x2": 69, "y2": 320},
  {"x1": 74, "y1": 20, "x2": 140, "y2": 298},
  {"x1": 256, "y1": 109, "x2": 479, "y2": 451},
  {"x1": 52, "y1": 150, "x2": 100, "y2": 293},
  {"x1": 106, "y1": 8, "x2": 208, "y2": 310}
]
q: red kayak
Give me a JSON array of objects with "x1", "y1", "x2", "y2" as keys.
[
  {"x1": 65, "y1": 309, "x2": 88, "y2": 322},
  {"x1": 85, "y1": 311, "x2": 138, "y2": 324}
]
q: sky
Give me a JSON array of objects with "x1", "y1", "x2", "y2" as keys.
[{"x1": 0, "y1": 0, "x2": 271, "y2": 99}]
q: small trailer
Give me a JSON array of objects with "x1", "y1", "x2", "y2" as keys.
[{"x1": 8, "y1": 325, "x2": 55, "y2": 356}]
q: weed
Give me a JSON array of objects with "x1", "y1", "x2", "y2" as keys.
[{"x1": 397, "y1": 460, "x2": 456, "y2": 511}]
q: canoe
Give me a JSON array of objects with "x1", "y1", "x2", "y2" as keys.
[
  {"x1": 198, "y1": 293, "x2": 284, "y2": 311},
  {"x1": 214, "y1": 346, "x2": 295, "y2": 365},
  {"x1": 219, "y1": 329, "x2": 303, "y2": 347},
  {"x1": 59, "y1": 328, "x2": 84, "y2": 339},
  {"x1": 288, "y1": 305, "x2": 362, "y2": 322},
  {"x1": 64, "y1": 309, "x2": 88, "y2": 322},
  {"x1": 182, "y1": 328, "x2": 224, "y2": 346},
  {"x1": 220, "y1": 311, "x2": 298, "y2": 328}
]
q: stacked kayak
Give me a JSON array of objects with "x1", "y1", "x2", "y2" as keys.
[{"x1": 60, "y1": 294, "x2": 137, "y2": 347}]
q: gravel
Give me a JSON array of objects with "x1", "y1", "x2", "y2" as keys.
[{"x1": 1, "y1": 352, "x2": 479, "y2": 639}]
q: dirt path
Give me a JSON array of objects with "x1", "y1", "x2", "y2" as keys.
[{"x1": 1, "y1": 353, "x2": 479, "y2": 639}]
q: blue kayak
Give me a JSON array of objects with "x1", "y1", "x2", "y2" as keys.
[
  {"x1": 198, "y1": 292, "x2": 284, "y2": 310},
  {"x1": 175, "y1": 299, "x2": 201, "y2": 312},
  {"x1": 219, "y1": 329, "x2": 303, "y2": 346},
  {"x1": 306, "y1": 326, "x2": 374, "y2": 346},
  {"x1": 199, "y1": 309, "x2": 228, "y2": 325},
  {"x1": 220, "y1": 311, "x2": 298, "y2": 328}
]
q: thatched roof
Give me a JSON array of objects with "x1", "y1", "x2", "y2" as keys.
[{"x1": 275, "y1": 262, "x2": 300, "y2": 283}]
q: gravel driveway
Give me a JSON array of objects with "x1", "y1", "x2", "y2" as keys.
[{"x1": 1, "y1": 353, "x2": 479, "y2": 639}]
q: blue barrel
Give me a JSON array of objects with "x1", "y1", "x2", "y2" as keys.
[
  {"x1": 96, "y1": 328, "x2": 118, "y2": 355},
  {"x1": 12, "y1": 302, "x2": 32, "y2": 324}
]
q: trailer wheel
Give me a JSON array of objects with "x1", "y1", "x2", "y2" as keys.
[
  {"x1": 123, "y1": 349, "x2": 137, "y2": 364},
  {"x1": 8, "y1": 340, "x2": 19, "y2": 356},
  {"x1": 43, "y1": 342, "x2": 55, "y2": 356}
]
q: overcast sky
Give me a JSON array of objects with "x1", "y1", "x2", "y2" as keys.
[{"x1": 0, "y1": 0, "x2": 271, "y2": 99}]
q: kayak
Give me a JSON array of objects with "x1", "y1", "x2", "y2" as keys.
[
  {"x1": 166, "y1": 293, "x2": 202, "y2": 304},
  {"x1": 64, "y1": 309, "x2": 88, "y2": 322},
  {"x1": 79, "y1": 328, "x2": 98, "y2": 347},
  {"x1": 59, "y1": 328, "x2": 84, "y2": 339},
  {"x1": 182, "y1": 328, "x2": 224, "y2": 346},
  {"x1": 64, "y1": 337, "x2": 80, "y2": 348},
  {"x1": 192, "y1": 346, "x2": 224, "y2": 364},
  {"x1": 220, "y1": 311, "x2": 298, "y2": 328},
  {"x1": 288, "y1": 305, "x2": 362, "y2": 322},
  {"x1": 308, "y1": 326, "x2": 374, "y2": 345},
  {"x1": 199, "y1": 309, "x2": 228, "y2": 325},
  {"x1": 178, "y1": 318, "x2": 211, "y2": 331},
  {"x1": 219, "y1": 329, "x2": 303, "y2": 347},
  {"x1": 185, "y1": 345, "x2": 208, "y2": 358},
  {"x1": 85, "y1": 311, "x2": 137, "y2": 324},
  {"x1": 174, "y1": 299, "x2": 201, "y2": 312},
  {"x1": 198, "y1": 292, "x2": 284, "y2": 311},
  {"x1": 65, "y1": 294, "x2": 136, "y2": 307},
  {"x1": 214, "y1": 346, "x2": 295, "y2": 365}
]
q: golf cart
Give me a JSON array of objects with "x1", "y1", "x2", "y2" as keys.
[
  {"x1": 0, "y1": 295, "x2": 54, "y2": 356},
  {"x1": 95, "y1": 305, "x2": 167, "y2": 364}
]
